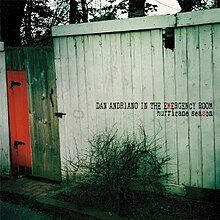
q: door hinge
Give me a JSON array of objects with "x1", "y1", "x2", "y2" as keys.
[
  {"x1": 10, "y1": 81, "x2": 21, "y2": 90},
  {"x1": 13, "y1": 140, "x2": 25, "y2": 149}
]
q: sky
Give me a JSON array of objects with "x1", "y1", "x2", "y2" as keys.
[
  {"x1": 49, "y1": 0, "x2": 182, "y2": 19},
  {"x1": 147, "y1": 0, "x2": 181, "y2": 15}
]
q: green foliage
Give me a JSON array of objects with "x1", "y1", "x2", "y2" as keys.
[
  {"x1": 89, "y1": 0, "x2": 158, "y2": 21},
  {"x1": 21, "y1": 0, "x2": 70, "y2": 46},
  {"x1": 89, "y1": 0, "x2": 128, "y2": 21},
  {"x1": 177, "y1": 0, "x2": 220, "y2": 12}
]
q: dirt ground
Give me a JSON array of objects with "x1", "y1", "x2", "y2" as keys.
[{"x1": 54, "y1": 185, "x2": 220, "y2": 219}]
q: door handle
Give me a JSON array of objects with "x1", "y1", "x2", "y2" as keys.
[
  {"x1": 13, "y1": 140, "x2": 25, "y2": 149},
  {"x1": 54, "y1": 112, "x2": 66, "y2": 118}
]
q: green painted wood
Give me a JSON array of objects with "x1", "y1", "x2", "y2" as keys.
[{"x1": 5, "y1": 47, "x2": 61, "y2": 181}]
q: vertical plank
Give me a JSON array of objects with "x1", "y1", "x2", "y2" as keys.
[
  {"x1": 163, "y1": 48, "x2": 177, "y2": 183},
  {"x1": 54, "y1": 38, "x2": 69, "y2": 177},
  {"x1": 199, "y1": 25, "x2": 215, "y2": 189},
  {"x1": 212, "y1": 24, "x2": 220, "y2": 189},
  {"x1": 120, "y1": 32, "x2": 134, "y2": 134},
  {"x1": 175, "y1": 27, "x2": 190, "y2": 185},
  {"x1": 110, "y1": 33, "x2": 124, "y2": 131},
  {"x1": 25, "y1": 47, "x2": 39, "y2": 175},
  {"x1": 140, "y1": 31, "x2": 154, "y2": 137},
  {"x1": 66, "y1": 36, "x2": 83, "y2": 167},
  {"x1": 92, "y1": 34, "x2": 105, "y2": 132},
  {"x1": 130, "y1": 32, "x2": 143, "y2": 132},
  {"x1": 0, "y1": 44, "x2": 10, "y2": 175},
  {"x1": 186, "y1": 26, "x2": 202, "y2": 187},
  {"x1": 45, "y1": 47, "x2": 61, "y2": 179},
  {"x1": 101, "y1": 34, "x2": 113, "y2": 128},
  {"x1": 85, "y1": 35, "x2": 98, "y2": 136},
  {"x1": 151, "y1": 29, "x2": 166, "y2": 151},
  {"x1": 76, "y1": 36, "x2": 89, "y2": 152},
  {"x1": 59, "y1": 37, "x2": 71, "y2": 172}
]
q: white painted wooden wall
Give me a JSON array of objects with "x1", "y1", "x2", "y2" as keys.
[
  {"x1": 0, "y1": 42, "x2": 10, "y2": 175},
  {"x1": 52, "y1": 9, "x2": 220, "y2": 189}
]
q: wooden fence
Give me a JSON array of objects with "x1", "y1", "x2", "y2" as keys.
[
  {"x1": 2, "y1": 47, "x2": 61, "y2": 181},
  {"x1": 0, "y1": 42, "x2": 10, "y2": 176},
  {"x1": 52, "y1": 9, "x2": 220, "y2": 189}
]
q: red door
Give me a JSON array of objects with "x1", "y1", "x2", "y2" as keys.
[{"x1": 7, "y1": 71, "x2": 32, "y2": 176}]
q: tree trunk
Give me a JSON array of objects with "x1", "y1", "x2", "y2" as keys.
[
  {"x1": 24, "y1": 0, "x2": 33, "y2": 45},
  {"x1": 177, "y1": 0, "x2": 200, "y2": 12},
  {"x1": 1, "y1": 0, "x2": 27, "y2": 46},
  {"x1": 214, "y1": 0, "x2": 220, "y2": 7},
  {"x1": 81, "y1": 0, "x2": 88, "y2": 22},
  {"x1": 128, "y1": 0, "x2": 145, "y2": 18},
  {"x1": 70, "y1": 0, "x2": 79, "y2": 23}
]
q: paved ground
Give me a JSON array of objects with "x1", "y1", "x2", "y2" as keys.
[
  {"x1": 0, "y1": 177, "x2": 59, "y2": 198},
  {"x1": 0, "y1": 177, "x2": 120, "y2": 220},
  {"x1": 0, "y1": 201, "x2": 53, "y2": 220}
]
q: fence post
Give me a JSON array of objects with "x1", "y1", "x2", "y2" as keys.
[{"x1": 0, "y1": 42, "x2": 11, "y2": 176}]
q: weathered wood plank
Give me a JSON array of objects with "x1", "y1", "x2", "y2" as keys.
[
  {"x1": 120, "y1": 32, "x2": 134, "y2": 134},
  {"x1": 110, "y1": 33, "x2": 124, "y2": 131},
  {"x1": 65, "y1": 36, "x2": 83, "y2": 174},
  {"x1": 199, "y1": 25, "x2": 215, "y2": 189},
  {"x1": 92, "y1": 35, "x2": 105, "y2": 132},
  {"x1": 140, "y1": 31, "x2": 154, "y2": 137},
  {"x1": 52, "y1": 9, "x2": 220, "y2": 38},
  {"x1": 59, "y1": 37, "x2": 72, "y2": 173},
  {"x1": 54, "y1": 37, "x2": 67, "y2": 175},
  {"x1": 85, "y1": 35, "x2": 97, "y2": 135},
  {"x1": 177, "y1": 9, "x2": 220, "y2": 27},
  {"x1": 52, "y1": 14, "x2": 176, "y2": 37},
  {"x1": 186, "y1": 26, "x2": 202, "y2": 187},
  {"x1": 5, "y1": 48, "x2": 25, "y2": 71},
  {"x1": 151, "y1": 29, "x2": 166, "y2": 148},
  {"x1": 75, "y1": 36, "x2": 89, "y2": 152},
  {"x1": 175, "y1": 27, "x2": 190, "y2": 185},
  {"x1": 163, "y1": 48, "x2": 177, "y2": 183},
  {"x1": 101, "y1": 34, "x2": 113, "y2": 128},
  {"x1": 131, "y1": 32, "x2": 143, "y2": 132},
  {"x1": 44, "y1": 47, "x2": 61, "y2": 180},
  {"x1": 212, "y1": 24, "x2": 220, "y2": 189},
  {"x1": 62, "y1": 36, "x2": 76, "y2": 169},
  {"x1": 0, "y1": 44, "x2": 10, "y2": 175}
]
